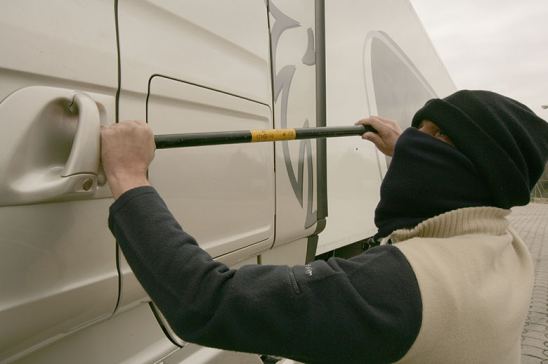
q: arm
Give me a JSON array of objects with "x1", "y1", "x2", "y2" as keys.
[
  {"x1": 109, "y1": 186, "x2": 421, "y2": 363},
  {"x1": 102, "y1": 121, "x2": 421, "y2": 363}
]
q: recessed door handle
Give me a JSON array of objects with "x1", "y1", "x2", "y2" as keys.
[{"x1": 0, "y1": 86, "x2": 104, "y2": 206}]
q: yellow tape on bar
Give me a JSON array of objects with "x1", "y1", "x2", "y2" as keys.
[{"x1": 251, "y1": 128, "x2": 297, "y2": 142}]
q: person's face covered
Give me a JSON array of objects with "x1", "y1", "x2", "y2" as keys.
[
  {"x1": 417, "y1": 120, "x2": 454, "y2": 146},
  {"x1": 373, "y1": 127, "x2": 493, "y2": 238}
]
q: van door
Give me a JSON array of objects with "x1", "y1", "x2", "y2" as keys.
[
  {"x1": 116, "y1": 0, "x2": 274, "y2": 312},
  {"x1": 0, "y1": 1, "x2": 118, "y2": 361}
]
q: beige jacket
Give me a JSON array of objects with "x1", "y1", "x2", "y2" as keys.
[{"x1": 392, "y1": 207, "x2": 533, "y2": 364}]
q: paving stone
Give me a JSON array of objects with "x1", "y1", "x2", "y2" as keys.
[{"x1": 508, "y1": 203, "x2": 548, "y2": 363}]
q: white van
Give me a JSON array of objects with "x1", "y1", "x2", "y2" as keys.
[{"x1": 0, "y1": 1, "x2": 455, "y2": 363}]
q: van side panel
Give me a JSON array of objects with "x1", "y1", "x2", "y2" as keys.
[
  {"x1": 0, "y1": 0, "x2": 119, "y2": 361},
  {"x1": 116, "y1": 0, "x2": 274, "y2": 312},
  {"x1": 317, "y1": 0, "x2": 456, "y2": 254}
]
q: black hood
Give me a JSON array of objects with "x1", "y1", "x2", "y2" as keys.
[{"x1": 412, "y1": 90, "x2": 548, "y2": 208}]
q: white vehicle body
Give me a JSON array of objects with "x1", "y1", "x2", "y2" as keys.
[{"x1": 0, "y1": 1, "x2": 455, "y2": 363}]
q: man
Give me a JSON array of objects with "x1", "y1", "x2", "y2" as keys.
[{"x1": 102, "y1": 90, "x2": 548, "y2": 363}]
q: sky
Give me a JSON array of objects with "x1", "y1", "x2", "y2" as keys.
[{"x1": 410, "y1": 0, "x2": 548, "y2": 120}]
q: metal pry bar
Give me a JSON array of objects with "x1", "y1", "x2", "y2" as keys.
[{"x1": 154, "y1": 125, "x2": 376, "y2": 149}]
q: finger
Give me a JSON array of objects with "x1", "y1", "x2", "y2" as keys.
[
  {"x1": 363, "y1": 131, "x2": 381, "y2": 142},
  {"x1": 359, "y1": 117, "x2": 392, "y2": 135},
  {"x1": 373, "y1": 116, "x2": 402, "y2": 133},
  {"x1": 355, "y1": 117, "x2": 376, "y2": 126},
  {"x1": 355, "y1": 118, "x2": 379, "y2": 134}
]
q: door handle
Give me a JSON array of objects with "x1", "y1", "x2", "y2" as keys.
[
  {"x1": 62, "y1": 93, "x2": 101, "y2": 177},
  {"x1": 0, "y1": 86, "x2": 104, "y2": 206}
]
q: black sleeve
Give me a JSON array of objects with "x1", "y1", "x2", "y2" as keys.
[{"x1": 108, "y1": 186, "x2": 422, "y2": 364}]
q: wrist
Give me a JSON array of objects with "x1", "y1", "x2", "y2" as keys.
[{"x1": 107, "y1": 173, "x2": 151, "y2": 200}]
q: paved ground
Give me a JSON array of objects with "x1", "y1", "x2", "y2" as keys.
[{"x1": 508, "y1": 203, "x2": 548, "y2": 363}]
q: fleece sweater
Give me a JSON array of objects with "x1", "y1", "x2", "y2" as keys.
[{"x1": 109, "y1": 186, "x2": 533, "y2": 363}]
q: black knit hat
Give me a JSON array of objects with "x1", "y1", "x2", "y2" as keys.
[{"x1": 412, "y1": 90, "x2": 548, "y2": 208}]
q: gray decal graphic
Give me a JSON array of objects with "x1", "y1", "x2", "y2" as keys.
[
  {"x1": 269, "y1": 1, "x2": 316, "y2": 228},
  {"x1": 302, "y1": 28, "x2": 316, "y2": 66}
]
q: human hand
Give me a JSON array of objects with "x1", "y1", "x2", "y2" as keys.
[
  {"x1": 355, "y1": 116, "x2": 402, "y2": 156},
  {"x1": 101, "y1": 121, "x2": 155, "y2": 199}
]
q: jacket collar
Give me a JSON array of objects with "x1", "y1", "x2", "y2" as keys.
[{"x1": 384, "y1": 207, "x2": 510, "y2": 243}]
